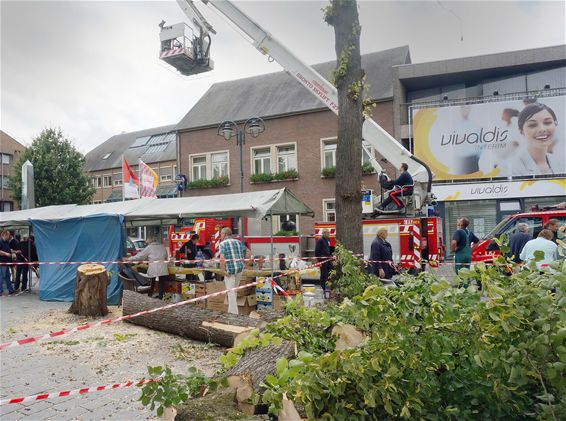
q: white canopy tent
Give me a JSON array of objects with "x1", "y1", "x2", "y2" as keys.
[{"x1": 0, "y1": 188, "x2": 314, "y2": 227}]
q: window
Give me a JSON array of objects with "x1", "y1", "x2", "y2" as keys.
[
  {"x1": 212, "y1": 152, "x2": 228, "y2": 178},
  {"x1": 113, "y1": 174, "x2": 123, "y2": 186},
  {"x1": 253, "y1": 148, "x2": 271, "y2": 175},
  {"x1": 0, "y1": 176, "x2": 9, "y2": 189},
  {"x1": 160, "y1": 166, "x2": 173, "y2": 182},
  {"x1": 272, "y1": 214, "x2": 299, "y2": 234},
  {"x1": 277, "y1": 145, "x2": 297, "y2": 172},
  {"x1": 92, "y1": 177, "x2": 102, "y2": 188},
  {"x1": 323, "y1": 199, "x2": 336, "y2": 222},
  {"x1": 322, "y1": 140, "x2": 337, "y2": 169},
  {"x1": 1, "y1": 154, "x2": 12, "y2": 164},
  {"x1": 1, "y1": 202, "x2": 13, "y2": 212},
  {"x1": 362, "y1": 141, "x2": 375, "y2": 166},
  {"x1": 189, "y1": 151, "x2": 230, "y2": 182},
  {"x1": 103, "y1": 175, "x2": 112, "y2": 187},
  {"x1": 191, "y1": 156, "x2": 207, "y2": 181},
  {"x1": 102, "y1": 152, "x2": 112, "y2": 160}
]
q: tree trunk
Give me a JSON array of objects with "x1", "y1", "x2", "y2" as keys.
[
  {"x1": 326, "y1": 0, "x2": 364, "y2": 254},
  {"x1": 122, "y1": 290, "x2": 266, "y2": 347},
  {"x1": 223, "y1": 340, "x2": 296, "y2": 415},
  {"x1": 68, "y1": 264, "x2": 109, "y2": 317}
]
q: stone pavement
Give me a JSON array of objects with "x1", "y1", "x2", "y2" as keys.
[{"x1": 0, "y1": 284, "x2": 224, "y2": 421}]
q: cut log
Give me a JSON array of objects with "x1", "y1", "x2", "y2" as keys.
[
  {"x1": 122, "y1": 290, "x2": 264, "y2": 347},
  {"x1": 332, "y1": 323, "x2": 367, "y2": 350},
  {"x1": 223, "y1": 339, "x2": 295, "y2": 414},
  {"x1": 279, "y1": 394, "x2": 302, "y2": 421},
  {"x1": 68, "y1": 264, "x2": 109, "y2": 317}
]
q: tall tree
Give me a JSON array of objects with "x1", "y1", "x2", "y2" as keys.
[
  {"x1": 9, "y1": 128, "x2": 95, "y2": 207},
  {"x1": 324, "y1": 0, "x2": 364, "y2": 254}
]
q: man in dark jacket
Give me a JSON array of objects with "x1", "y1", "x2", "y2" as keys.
[
  {"x1": 377, "y1": 163, "x2": 414, "y2": 211},
  {"x1": 315, "y1": 229, "x2": 332, "y2": 289},
  {"x1": 15, "y1": 235, "x2": 38, "y2": 292},
  {"x1": 507, "y1": 223, "x2": 531, "y2": 263},
  {"x1": 370, "y1": 228, "x2": 396, "y2": 279},
  {"x1": 180, "y1": 234, "x2": 200, "y2": 281}
]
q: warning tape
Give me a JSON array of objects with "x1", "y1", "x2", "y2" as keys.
[
  {"x1": 0, "y1": 379, "x2": 158, "y2": 406},
  {"x1": 0, "y1": 258, "x2": 334, "y2": 351}
]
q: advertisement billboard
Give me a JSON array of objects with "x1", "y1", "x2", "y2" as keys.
[{"x1": 412, "y1": 95, "x2": 566, "y2": 180}]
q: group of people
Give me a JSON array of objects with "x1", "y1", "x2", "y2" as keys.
[
  {"x1": 508, "y1": 218, "x2": 563, "y2": 270},
  {"x1": 0, "y1": 230, "x2": 38, "y2": 296},
  {"x1": 124, "y1": 227, "x2": 250, "y2": 315}
]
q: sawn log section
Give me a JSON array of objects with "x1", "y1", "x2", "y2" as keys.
[{"x1": 122, "y1": 290, "x2": 265, "y2": 347}]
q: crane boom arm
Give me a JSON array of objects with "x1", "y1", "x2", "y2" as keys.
[{"x1": 178, "y1": 0, "x2": 432, "y2": 193}]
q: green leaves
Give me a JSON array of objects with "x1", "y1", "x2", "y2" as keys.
[
  {"x1": 9, "y1": 127, "x2": 95, "y2": 206},
  {"x1": 259, "y1": 254, "x2": 566, "y2": 418}
]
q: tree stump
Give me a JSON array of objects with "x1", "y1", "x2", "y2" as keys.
[{"x1": 68, "y1": 264, "x2": 109, "y2": 317}]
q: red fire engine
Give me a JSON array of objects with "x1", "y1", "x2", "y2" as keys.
[
  {"x1": 315, "y1": 216, "x2": 445, "y2": 271},
  {"x1": 168, "y1": 218, "x2": 233, "y2": 258}
]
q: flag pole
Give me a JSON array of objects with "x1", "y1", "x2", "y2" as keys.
[
  {"x1": 122, "y1": 155, "x2": 125, "y2": 202},
  {"x1": 139, "y1": 158, "x2": 142, "y2": 199}
]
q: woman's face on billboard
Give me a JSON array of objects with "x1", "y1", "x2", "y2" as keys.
[{"x1": 521, "y1": 109, "x2": 557, "y2": 149}]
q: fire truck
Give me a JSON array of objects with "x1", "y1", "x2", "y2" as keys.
[
  {"x1": 472, "y1": 204, "x2": 566, "y2": 264},
  {"x1": 168, "y1": 218, "x2": 233, "y2": 259},
  {"x1": 161, "y1": 0, "x2": 442, "y2": 270}
]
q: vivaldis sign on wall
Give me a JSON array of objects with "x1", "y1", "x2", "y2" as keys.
[{"x1": 412, "y1": 95, "x2": 566, "y2": 180}]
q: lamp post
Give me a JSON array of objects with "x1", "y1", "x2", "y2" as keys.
[
  {"x1": 217, "y1": 117, "x2": 266, "y2": 241},
  {"x1": 217, "y1": 117, "x2": 265, "y2": 193}
]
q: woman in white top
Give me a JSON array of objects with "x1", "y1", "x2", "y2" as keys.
[
  {"x1": 126, "y1": 235, "x2": 169, "y2": 299},
  {"x1": 500, "y1": 103, "x2": 563, "y2": 177}
]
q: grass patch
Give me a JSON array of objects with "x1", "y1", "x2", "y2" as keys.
[{"x1": 113, "y1": 333, "x2": 137, "y2": 342}]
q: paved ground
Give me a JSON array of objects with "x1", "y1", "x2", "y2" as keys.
[{"x1": 0, "y1": 280, "x2": 224, "y2": 421}]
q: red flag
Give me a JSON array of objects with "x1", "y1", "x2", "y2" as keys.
[{"x1": 123, "y1": 158, "x2": 139, "y2": 199}]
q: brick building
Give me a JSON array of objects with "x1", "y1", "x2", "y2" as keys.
[
  {"x1": 0, "y1": 130, "x2": 26, "y2": 211},
  {"x1": 176, "y1": 47, "x2": 410, "y2": 235},
  {"x1": 85, "y1": 125, "x2": 178, "y2": 203}
]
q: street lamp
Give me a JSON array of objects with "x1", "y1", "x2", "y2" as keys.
[{"x1": 217, "y1": 117, "x2": 265, "y2": 193}]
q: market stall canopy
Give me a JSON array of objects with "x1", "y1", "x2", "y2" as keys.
[{"x1": 0, "y1": 188, "x2": 314, "y2": 227}]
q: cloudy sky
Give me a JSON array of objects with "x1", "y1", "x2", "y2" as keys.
[{"x1": 1, "y1": 0, "x2": 565, "y2": 154}]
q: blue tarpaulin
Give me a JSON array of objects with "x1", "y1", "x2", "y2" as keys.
[{"x1": 32, "y1": 215, "x2": 125, "y2": 304}]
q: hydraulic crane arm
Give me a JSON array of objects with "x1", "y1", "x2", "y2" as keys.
[{"x1": 173, "y1": 0, "x2": 433, "y2": 206}]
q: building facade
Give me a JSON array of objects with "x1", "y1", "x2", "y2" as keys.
[
  {"x1": 176, "y1": 47, "x2": 410, "y2": 235},
  {"x1": 85, "y1": 125, "x2": 178, "y2": 204},
  {"x1": 393, "y1": 45, "x2": 566, "y2": 247},
  {"x1": 0, "y1": 130, "x2": 26, "y2": 211}
]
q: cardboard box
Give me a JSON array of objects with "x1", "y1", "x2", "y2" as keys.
[
  {"x1": 223, "y1": 294, "x2": 257, "y2": 316},
  {"x1": 207, "y1": 301, "x2": 228, "y2": 312}
]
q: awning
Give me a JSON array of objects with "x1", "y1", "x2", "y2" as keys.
[{"x1": 0, "y1": 188, "x2": 314, "y2": 227}]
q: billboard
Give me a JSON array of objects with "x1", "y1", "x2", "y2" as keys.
[{"x1": 412, "y1": 95, "x2": 566, "y2": 180}]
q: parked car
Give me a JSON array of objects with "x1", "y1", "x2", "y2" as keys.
[{"x1": 126, "y1": 237, "x2": 148, "y2": 256}]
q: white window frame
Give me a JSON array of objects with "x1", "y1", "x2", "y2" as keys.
[
  {"x1": 160, "y1": 166, "x2": 173, "y2": 182},
  {"x1": 113, "y1": 172, "x2": 122, "y2": 186},
  {"x1": 103, "y1": 175, "x2": 112, "y2": 187},
  {"x1": 322, "y1": 198, "x2": 336, "y2": 222},
  {"x1": 92, "y1": 176, "x2": 102, "y2": 188},
  {"x1": 252, "y1": 147, "x2": 272, "y2": 175},
  {"x1": 250, "y1": 142, "x2": 298, "y2": 175},
  {"x1": 188, "y1": 150, "x2": 230, "y2": 182},
  {"x1": 320, "y1": 137, "x2": 376, "y2": 172},
  {"x1": 320, "y1": 137, "x2": 337, "y2": 170},
  {"x1": 1, "y1": 153, "x2": 12, "y2": 165},
  {"x1": 211, "y1": 152, "x2": 229, "y2": 179}
]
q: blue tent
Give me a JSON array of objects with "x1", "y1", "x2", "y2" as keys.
[{"x1": 32, "y1": 215, "x2": 125, "y2": 305}]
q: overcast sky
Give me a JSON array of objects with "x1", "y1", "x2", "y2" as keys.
[{"x1": 1, "y1": 0, "x2": 565, "y2": 154}]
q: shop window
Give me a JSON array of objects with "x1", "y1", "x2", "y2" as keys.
[
  {"x1": 323, "y1": 199, "x2": 336, "y2": 222},
  {"x1": 253, "y1": 148, "x2": 271, "y2": 175}
]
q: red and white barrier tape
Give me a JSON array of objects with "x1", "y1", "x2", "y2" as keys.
[
  {"x1": 0, "y1": 258, "x2": 333, "y2": 351},
  {"x1": 0, "y1": 379, "x2": 157, "y2": 406}
]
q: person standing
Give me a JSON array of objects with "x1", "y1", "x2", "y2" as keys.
[
  {"x1": 0, "y1": 230, "x2": 16, "y2": 296},
  {"x1": 369, "y1": 228, "x2": 396, "y2": 279},
  {"x1": 520, "y1": 229, "x2": 558, "y2": 270},
  {"x1": 544, "y1": 219, "x2": 560, "y2": 243},
  {"x1": 15, "y1": 235, "x2": 38, "y2": 293},
  {"x1": 180, "y1": 233, "x2": 200, "y2": 281},
  {"x1": 219, "y1": 227, "x2": 250, "y2": 315},
  {"x1": 451, "y1": 217, "x2": 479, "y2": 273},
  {"x1": 127, "y1": 235, "x2": 169, "y2": 299},
  {"x1": 377, "y1": 163, "x2": 414, "y2": 211},
  {"x1": 507, "y1": 223, "x2": 531, "y2": 263},
  {"x1": 315, "y1": 228, "x2": 332, "y2": 290}
]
